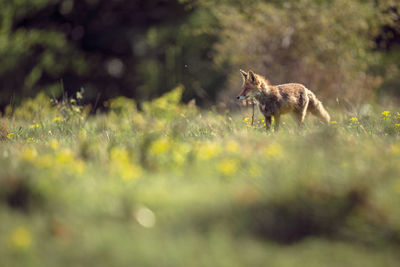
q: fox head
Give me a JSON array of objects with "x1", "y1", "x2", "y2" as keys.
[{"x1": 236, "y1": 70, "x2": 261, "y2": 100}]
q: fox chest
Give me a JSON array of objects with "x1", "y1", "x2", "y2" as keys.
[{"x1": 256, "y1": 98, "x2": 283, "y2": 116}]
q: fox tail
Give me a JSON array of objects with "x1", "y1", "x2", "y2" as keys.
[{"x1": 307, "y1": 90, "x2": 330, "y2": 123}]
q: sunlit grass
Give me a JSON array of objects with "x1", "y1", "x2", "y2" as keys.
[{"x1": 0, "y1": 89, "x2": 400, "y2": 266}]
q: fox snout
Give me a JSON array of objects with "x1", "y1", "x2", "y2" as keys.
[
  {"x1": 236, "y1": 87, "x2": 249, "y2": 100},
  {"x1": 237, "y1": 87, "x2": 252, "y2": 100}
]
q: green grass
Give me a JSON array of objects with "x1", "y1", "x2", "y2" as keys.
[{"x1": 1, "y1": 89, "x2": 400, "y2": 266}]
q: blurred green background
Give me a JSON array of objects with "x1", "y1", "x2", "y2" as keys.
[{"x1": 0, "y1": 0, "x2": 399, "y2": 109}]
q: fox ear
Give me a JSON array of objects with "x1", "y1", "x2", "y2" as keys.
[
  {"x1": 248, "y1": 70, "x2": 257, "y2": 83},
  {"x1": 240, "y1": 69, "x2": 248, "y2": 79}
]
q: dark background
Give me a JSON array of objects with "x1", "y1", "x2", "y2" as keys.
[{"x1": 1, "y1": 0, "x2": 399, "y2": 110}]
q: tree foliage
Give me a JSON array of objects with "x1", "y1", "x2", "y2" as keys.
[
  {"x1": 0, "y1": 0, "x2": 399, "y2": 109},
  {"x1": 210, "y1": 0, "x2": 386, "y2": 104}
]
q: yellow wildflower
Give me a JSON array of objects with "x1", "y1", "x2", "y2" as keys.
[
  {"x1": 29, "y1": 124, "x2": 39, "y2": 129},
  {"x1": 172, "y1": 143, "x2": 190, "y2": 166},
  {"x1": 110, "y1": 147, "x2": 142, "y2": 181},
  {"x1": 149, "y1": 137, "x2": 172, "y2": 155},
  {"x1": 381, "y1": 110, "x2": 391, "y2": 117},
  {"x1": 110, "y1": 147, "x2": 130, "y2": 162},
  {"x1": 197, "y1": 142, "x2": 221, "y2": 160},
  {"x1": 54, "y1": 149, "x2": 85, "y2": 175},
  {"x1": 50, "y1": 139, "x2": 59, "y2": 150},
  {"x1": 391, "y1": 144, "x2": 400, "y2": 155},
  {"x1": 349, "y1": 117, "x2": 359, "y2": 125},
  {"x1": 225, "y1": 140, "x2": 239, "y2": 153},
  {"x1": 217, "y1": 158, "x2": 239, "y2": 176},
  {"x1": 21, "y1": 147, "x2": 37, "y2": 161},
  {"x1": 395, "y1": 123, "x2": 400, "y2": 128},
  {"x1": 9, "y1": 227, "x2": 32, "y2": 250},
  {"x1": 53, "y1": 117, "x2": 62, "y2": 122},
  {"x1": 6, "y1": 133, "x2": 14, "y2": 139},
  {"x1": 264, "y1": 143, "x2": 283, "y2": 158},
  {"x1": 34, "y1": 155, "x2": 53, "y2": 169},
  {"x1": 119, "y1": 163, "x2": 142, "y2": 181},
  {"x1": 26, "y1": 137, "x2": 35, "y2": 143},
  {"x1": 56, "y1": 149, "x2": 74, "y2": 164},
  {"x1": 74, "y1": 160, "x2": 85, "y2": 175},
  {"x1": 329, "y1": 121, "x2": 337, "y2": 125}
]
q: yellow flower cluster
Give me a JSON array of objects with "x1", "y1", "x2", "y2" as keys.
[
  {"x1": 22, "y1": 147, "x2": 37, "y2": 161},
  {"x1": 53, "y1": 117, "x2": 62, "y2": 122},
  {"x1": 349, "y1": 117, "x2": 359, "y2": 125},
  {"x1": 9, "y1": 227, "x2": 32, "y2": 250},
  {"x1": 243, "y1": 116, "x2": 270, "y2": 129},
  {"x1": 20, "y1": 146, "x2": 85, "y2": 176},
  {"x1": 148, "y1": 137, "x2": 192, "y2": 167},
  {"x1": 197, "y1": 142, "x2": 221, "y2": 160},
  {"x1": 264, "y1": 143, "x2": 283, "y2": 158},
  {"x1": 110, "y1": 147, "x2": 142, "y2": 181},
  {"x1": 171, "y1": 143, "x2": 191, "y2": 166},
  {"x1": 224, "y1": 140, "x2": 239, "y2": 153},
  {"x1": 217, "y1": 158, "x2": 239, "y2": 176},
  {"x1": 26, "y1": 137, "x2": 36, "y2": 143},
  {"x1": 381, "y1": 110, "x2": 391, "y2": 117},
  {"x1": 391, "y1": 144, "x2": 400, "y2": 155},
  {"x1": 149, "y1": 137, "x2": 172, "y2": 156}
]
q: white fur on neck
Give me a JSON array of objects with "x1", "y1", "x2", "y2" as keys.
[{"x1": 260, "y1": 79, "x2": 270, "y2": 93}]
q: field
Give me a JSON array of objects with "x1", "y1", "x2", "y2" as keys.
[{"x1": 1, "y1": 88, "x2": 400, "y2": 266}]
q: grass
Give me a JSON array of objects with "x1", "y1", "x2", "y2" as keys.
[{"x1": 1, "y1": 88, "x2": 400, "y2": 266}]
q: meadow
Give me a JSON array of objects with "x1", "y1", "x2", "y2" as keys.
[{"x1": 1, "y1": 87, "x2": 400, "y2": 266}]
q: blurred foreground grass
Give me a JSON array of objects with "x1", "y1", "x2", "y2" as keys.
[{"x1": 1, "y1": 88, "x2": 400, "y2": 266}]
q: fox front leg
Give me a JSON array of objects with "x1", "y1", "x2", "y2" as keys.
[
  {"x1": 265, "y1": 116, "x2": 272, "y2": 132},
  {"x1": 273, "y1": 114, "x2": 280, "y2": 132}
]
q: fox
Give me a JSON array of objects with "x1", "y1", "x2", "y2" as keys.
[{"x1": 237, "y1": 69, "x2": 330, "y2": 131}]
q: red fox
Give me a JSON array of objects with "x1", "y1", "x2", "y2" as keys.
[{"x1": 237, "y1": 70, "x2": 330, "y2": 131}]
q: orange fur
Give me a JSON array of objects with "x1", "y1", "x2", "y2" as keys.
[{"x1": 237, "y1": 70, "x2": 330, "y2": 131}]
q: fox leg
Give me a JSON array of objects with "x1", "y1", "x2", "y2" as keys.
[
  {"x1": 295, "y1": 99, "x2": 309, "y2": 128},
  {"x1": 264, "y1": 116, "x2": 272, "y2": 132},
  {"x1": 300, "y1": 99, "x2": 309, "y2": 127},
  {"x1": 274, "y1": 114, "x2": 280, "y2": 132},
  {"x1": 298, "y1": 109, "x2": 307, "y2": 128}
]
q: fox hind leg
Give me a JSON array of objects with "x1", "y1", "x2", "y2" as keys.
[
  {"x1": 300, "y1": 100, "x2": 309, "y2": 127},
  {"x1": 295, "y1": 98, "x2": 309, "y2": 128},
  {"x1": 273, "y1": 114, "x2": 280, "y2": 132},
  {"x1": 265, "y1": 116, "x2": 272, "y2": 132}
]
